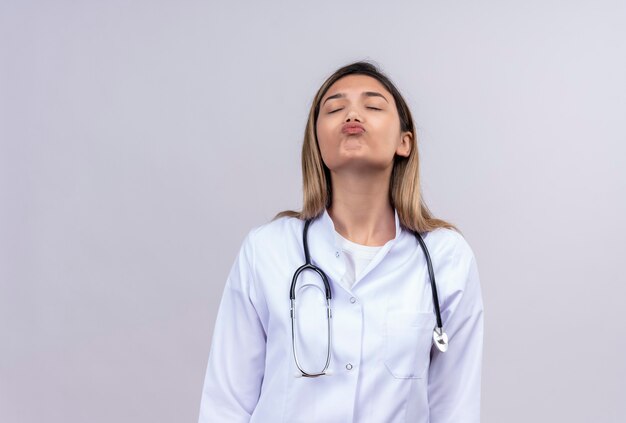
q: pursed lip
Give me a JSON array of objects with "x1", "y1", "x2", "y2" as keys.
[{"x1": 341, "y1": 122, "x2": 365, "y2": 134}]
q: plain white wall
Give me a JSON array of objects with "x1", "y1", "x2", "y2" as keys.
[{"x1": 1, "y1": 0, "x2": 625, "y2": 422}]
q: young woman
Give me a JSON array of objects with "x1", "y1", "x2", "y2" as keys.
[{"x1": 198, "y1": 61, "x2": 484, "y2": 423}]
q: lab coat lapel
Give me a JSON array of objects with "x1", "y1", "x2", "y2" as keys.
[
  {"x1": 308, "y1": 208, "x2": 403, "y2": 292},
  {"x1": 351, "y1": 209, "x2": 403, "y2": 288},
  {"x1": 305, "y1": 210, "x2": 347, "y2": 292}
]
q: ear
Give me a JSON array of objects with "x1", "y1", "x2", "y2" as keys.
[{"x1": 396, "y1": 131, "x2": 413, "y2": 157}]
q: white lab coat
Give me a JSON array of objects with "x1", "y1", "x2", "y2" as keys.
[{"x1": 198, "y1": 208, "x2": 484, "y2": 423}]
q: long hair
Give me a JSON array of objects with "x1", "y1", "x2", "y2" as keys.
[{"x1": 273, "y1": 60, "x2": 459, "y2": 234}]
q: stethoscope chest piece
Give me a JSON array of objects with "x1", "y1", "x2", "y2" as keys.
[{"x1": 433, "y1": 327, "x2": 448, "y2": 353}]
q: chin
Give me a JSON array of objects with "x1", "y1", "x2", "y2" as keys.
[{"x1": 331, "y1": 160, "x2": 387, "y2": 173}]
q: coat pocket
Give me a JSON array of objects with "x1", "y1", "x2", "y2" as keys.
[{"x1": 383, "y1": 310, "x2": 435, "y2": 379}]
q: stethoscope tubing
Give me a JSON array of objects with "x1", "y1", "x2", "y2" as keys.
[
  {"x1": 289, "y1": 216, "x2": 447, "y2": 377},
  {"x1": 412, "y1": 229, "x2": 443, "y2": 330},
  {"x1": 289, "y1": 220, "x2": 332, "y2": 300}
]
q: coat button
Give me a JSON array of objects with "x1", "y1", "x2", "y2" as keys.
[
  {"x1": 349, "y1": 297, "x2": 357, "y2": 304},
  {"x1": 335, "y1": 251, "x2": 340, "y2": 258},
  {"x1": 346, "y1": 363, "x2": 353, "y2": 370}
]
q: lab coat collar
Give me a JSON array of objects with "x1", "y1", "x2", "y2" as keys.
[
  {"x1": 319, "y1": 207, "x2": 402, "y2": 246},
  {"x1": 316, "y1": 207, "x2": 403, "y2": 290}
]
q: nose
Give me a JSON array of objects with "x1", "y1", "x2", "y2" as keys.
[
  {"x1": 346, "y1": 107, "x2": 362, "y2": 122},
  {"x1": 345, "y1": 109, "x2": 362, "y2": 122}
]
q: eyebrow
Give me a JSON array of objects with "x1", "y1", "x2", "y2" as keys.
[{"x1": 322, "y1": 91, "x2": 389, "y2": 105}]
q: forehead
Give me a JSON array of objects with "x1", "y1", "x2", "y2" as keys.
[{"x1": 322, "y1": 74, "x2": 393, "y2": 102}]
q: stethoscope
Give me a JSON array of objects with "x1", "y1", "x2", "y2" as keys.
[{"x1": 290, "y1": 217, "x2": 448, "y2": 378}]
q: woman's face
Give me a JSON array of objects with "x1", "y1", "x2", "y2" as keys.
[{"x1": 316, "y1": 74, "x2": 412, "y2": 174}]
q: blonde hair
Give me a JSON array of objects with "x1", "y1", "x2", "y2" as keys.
[{"x1": 274, "y1": 60, "x2": 459, "y2": 235}]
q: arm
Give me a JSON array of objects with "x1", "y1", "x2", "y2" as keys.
[
  {"x1": 428, "y1": 242, "x2": 484, "y2": 423},
  {"x1": 198, "y1": 230, "x2": 267, "y2": 423}
]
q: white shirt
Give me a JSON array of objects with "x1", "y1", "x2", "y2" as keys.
[
  {"x1": 198, "y1": 208, "x2": 484, "y2": 423},
  {"x1": 334, "y1": 230, "x2": 383, "y2": 289}
]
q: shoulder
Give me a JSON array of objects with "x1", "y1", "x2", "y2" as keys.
[
  {"x1": 423, "y1": 227, "x2": 477, "y2": 271},
  {"x1": 229, "y1": 216, "x2": 303, "y2": 287},
  {"x1": 242, "y1": 214, "x2": 304, "y2": 250},
  {"x1": 423, "y1": 227, "x2": 474, "y2": 257}
]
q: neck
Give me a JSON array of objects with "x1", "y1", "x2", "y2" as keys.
[{"x1": 327, "y1": 168, "x2": 396, "y2": 246}]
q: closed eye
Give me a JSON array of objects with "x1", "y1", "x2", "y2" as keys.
[
  {"x1": 328, "y1": 108, "x2": 344, "y2": 114},
  {"x1": 367, "y1": 106, "x2": 382, "y2": 110}
]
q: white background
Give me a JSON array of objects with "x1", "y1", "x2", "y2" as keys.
[{"x1": 1, "y1": 0, "x2": 625, "y2": 421}]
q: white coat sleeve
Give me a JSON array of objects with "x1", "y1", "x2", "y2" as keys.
[
  {"x1": 198, "y1": 230, "x2": 267, "y2": 423},
  {"x1": 428, "y1": 239, "x2": 484, "y2": 423}
]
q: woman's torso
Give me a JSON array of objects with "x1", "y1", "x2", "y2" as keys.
[{"x1": 245, "y1": 208, "x2": 470, "y2": 422}]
